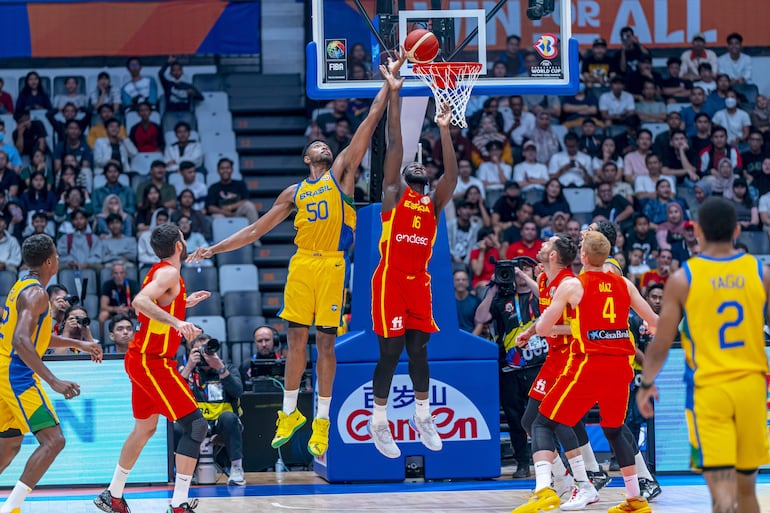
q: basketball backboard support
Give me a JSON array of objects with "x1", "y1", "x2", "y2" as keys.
[{"x1": 307, "y1": 0, "x2": 578, "y2": 99}]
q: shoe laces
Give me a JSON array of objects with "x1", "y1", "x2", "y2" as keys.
[{"x1": 314, "y1": 418, "x2": 330, "y2": 435}]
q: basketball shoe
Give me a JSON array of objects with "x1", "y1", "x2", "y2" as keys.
[
  {"x1": 560, "y1": 482, "x2": 600, "y2": 510},
  {"x1": 587, "y1": 469, "x2": 611, "y2": 490},
  {"x1": 608, "y1": 497, "x2": 651, "y2": 513},
  {"x1": 271, "y1": 409, "x2": 306, "y2": 448},
  {"x1": 307, "y1": 418, "x2": 330, "y2": 457},
  {"x1": 167, "y1": 499, "x2": 198, "y2": 513},
  {"x1": 369, "y1": 420, "x2": 401, "y2": 458},
  {"x1": 639, "y1": 477, "x2": 662, "y2": 501},
  {"x1": 94, "y1": 489, "x2": 131, "y2": 513},
  {"x1": 411, "y1": 415, "x2": 443, "y2": 451},
  {"x1": 553, "y1": 471, "x2": 575, "y2": 499},
  {"x1": 526, "y1": 0, "x2": 555, "y2": 20},
  {"x1": 511, "y1": 487, "x2": 560, "y2": 513},
  {"x1": 228, "y1": 466, "x2": 246, "y2": 486}
]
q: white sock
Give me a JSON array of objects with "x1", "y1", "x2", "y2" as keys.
[
  {"x1": 415, "y1": 398, "x2": 430, "y2": 420},
  {"x1": 624, "y1": 473, "x2": 641, "y2": 498},
  {"x1": 0, "y1": 481, "x2": 31, "y2": 513},
  {"x1": 552, "y1": 453, "x2": 568, "y2": 479},
  {"x1": 108, "y1": 464, "x2": 131, "y2": 498},
  {"x1": 316, "y1": 396, "x2": 331, "y2": 419},
  {"x1": 372, "y1": 402, "x2": 388, "y2": 425},
  {"x1": 534, "y1": 460, "x2": 552, "y2": 491},
  {"x1": 283, "y1": 389, "x2": 299, "y2": 414},
  {"x1": 568, "y1": 455, "x2": 589, "y2": 484},
  {"x1": 231, "y1": 458, "x2": 243, "y2": 470},
  {"x1": 579, "y1": 442, "x2": 600, "y2": 472},
  {"x1": 635, "y1": 451, "x2": 653, "y2": 480},
  {"x1": 171, "y1": 473, "x2": 193, "y2": 507}
]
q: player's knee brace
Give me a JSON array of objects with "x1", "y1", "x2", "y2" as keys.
[
  {"x1": 405, "y1": 332, "x2": 430, "y2": 392},
  {"x1": 176, "y1": 410, "x2": 208, "y2": 459},
  {"x1": 621, "y1": 423, "x2": 640, "y2": 455},
  {"x1": 602, "y1": 426, "x2": 635, "y2": 468},
  {"x1": 521, "y1": 399, "x2": 539, "y2": 434},
  {"x1": 531, "y1": 414, "x2": 559, "y2": 453},
  {"x1": 572, "y1": 419, "x2": 589, "y2": 446},
  {"x1": 373, "y1": 335, "x2": 405, "y2": 398}
]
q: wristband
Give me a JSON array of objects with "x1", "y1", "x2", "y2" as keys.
[
  {"x1": 639, "y1": 380, "x2": 654, "y2": 390},
  {"x1": 218, "y1": 367, "x2": 227, "y2": 375}
]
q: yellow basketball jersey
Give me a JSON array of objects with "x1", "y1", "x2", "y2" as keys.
[
  {"x1": 0, "y1": 278, "x2": 52, "y2": 361},
  {"x1": 681, "y1": 253, "x2": 768, "y2": 388},
  {"x1": 293, "y1": 171, "x2": 356, "y2": 252}
]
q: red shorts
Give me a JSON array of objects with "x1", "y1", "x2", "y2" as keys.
[
  {"x1": 125, "y1": 350, "x2": 198, "y2": 421},
  {"x1": 371, "y1": 266, "x2": 437, "y2": 338},
  {"x1": 539, "y1": 354, "x2": 633, "y2": 428},
  {"x1": 529, "y1": 343, "x2": 571, "y2": 401}
]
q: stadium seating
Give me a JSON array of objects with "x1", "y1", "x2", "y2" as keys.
[
  {"x1": 224, "y1": 290, "x2": 263, "y2": 317},
  {"x1": 188, "y1": 315, "x2": 227, "y2": 341},
  {"x1": 219, "y1": 264, "x2": 259, "y2": 295}
]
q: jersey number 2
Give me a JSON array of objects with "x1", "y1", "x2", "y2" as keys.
[
  {"x1": 307, "y1": 200, "x2": 329, "y2": 222},
  {"x1": 718, "y1": 300, "x2": 745, "y2": 349},
  {"x1": 602, "y1": 297, "x2": 616, "y2": 323}
]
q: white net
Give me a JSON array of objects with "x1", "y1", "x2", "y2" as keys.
[{"x1": 412, "y1": 62, "x2": 483, "y2": 129}]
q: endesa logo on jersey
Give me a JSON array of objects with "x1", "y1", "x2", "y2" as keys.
[
  {"x1": 337, "y1": 376, "x2": 491, "y2": 444},
  {"x1": 395, "y1": 233, "x2": 429, "y2": 246}
]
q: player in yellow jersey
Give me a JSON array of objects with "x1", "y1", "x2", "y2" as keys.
[
  {"x1": 638, "y1": 197, "x2": 770, "y2": 513},
  {"x1": 0, "y1": 235, "x2": 101, "y2": 513},
  {"x1": 188, "y1": 58, "x2": 405, "y2": 458}
]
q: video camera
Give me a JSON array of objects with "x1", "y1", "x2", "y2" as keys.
[{"x1": 493, "y1": 256, "x2": 538, "y2": 292}]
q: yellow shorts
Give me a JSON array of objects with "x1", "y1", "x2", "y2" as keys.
[
  {"x1": 0, "y1": 368, "x2": 59, "y2": 435},
  {"x1": 280, "y1": 249, "x2": 347, "y2": 328},
  {"x1": 686, "y1": 372, "x2": 770, "y2": 470}
]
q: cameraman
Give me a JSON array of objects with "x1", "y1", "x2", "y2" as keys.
[
  {"x1": 47, "y1": 284, "x2": 74, "y2": 334},
  {"x1": 179, "y1": 333, "x2": 245, "y2": 486},
  {"x1": 475, "y1": 259, "x2": 543, "y2": 478},
  {"x1": 50, "y1": 304, "x2": 95, "y2": 355}
]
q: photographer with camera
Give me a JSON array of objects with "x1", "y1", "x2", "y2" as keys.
[
  {"x1": 49, "y1": 304, "x2": 95, "y2": 355},
  {"x1": 47, "y1": 284, "x2": 77, "y2": 335},
  {"x1": 179, "y1": 333, "x2": 245, "y2": 486},
  {"x1": 475, "y1": 257, "x2": 543, "y2": 478}
]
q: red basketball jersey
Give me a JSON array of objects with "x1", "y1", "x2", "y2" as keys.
[
  {"x1": 130, "y1": 261, "x2": 187, "y2": 358},
  {"x1": 573, "y1": 271, "x2": 634, "y2": 356},
  {"x1": 538, "y1": 268, "x2": 576, "y2": 352},
  {"x1": 378, "y1": 187, "x2": 437, "y2": 275}
]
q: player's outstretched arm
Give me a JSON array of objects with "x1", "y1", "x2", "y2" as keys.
[
  {"x1": 536, "y1": 277, "x2": 582, "y2": 337},
  {"x1": 381, "y1": 56, "x2": 405, "y2": 212},
  {"x1": 188, "y1": 184, "x2": 297, "y2": 263},
  {"x1": 186, "y1": 290, "x2": 211, "y2": 308},
  {"x1": 49, "y1": 334, "x2": 103, "y2": 362},
  {"x1": 637, "y1": 269, "x2": 687, "y2": 417},
  {"x1": 625, "y1": 276, "x2": 658, "y2": 332},
  {"x1": 132, "y1": 265, "x2": 201, "y2": 341},
  {"x1": 13, "y1": 288, "x2": 80, "y2": 398},
  {"x1": 431, "y1": 103, "x2": 458, "y2": 213}
]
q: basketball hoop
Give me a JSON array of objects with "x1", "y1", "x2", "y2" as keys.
[{"x1": 412, "y1": 62, "x2": 483, "y2": 129}]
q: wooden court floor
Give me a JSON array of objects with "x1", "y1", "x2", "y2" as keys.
[{"x1": 10, "y1": 469, "x2": 770, "y2": 512}]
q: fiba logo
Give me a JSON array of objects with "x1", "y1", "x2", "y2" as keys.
[
  {"x1": 326, "y1": 40, "x2": 346, "y2": 60},
  {"x1": 391, "y1": 316, "x2": 403, "y2": 331},
  {"x1": 534, "y1": 33, "x2": 559, "y2": 59}
]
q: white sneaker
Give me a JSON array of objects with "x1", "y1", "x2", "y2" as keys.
[
  {"x1": 228, "y1": 466, "x2": 246, "y2": 486},
  {"x1": 560, "y1": 482, "x2": 600, "y2": 511},
  {"x1": 369, "y1": 420, "x2": 401, "y2": 458},
  {"x1": 411, "y1": 415, "x2": 443, "y2": 451},
  {"x1": 554, "y1": 472, "x2": 576, "y2": 499}
]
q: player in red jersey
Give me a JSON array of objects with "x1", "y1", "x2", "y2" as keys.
[
  {"x1": 95, "y1": 224, "x2": 210, "y2": 513},
  {"x1": 368, "y1": 56, "x2": 457, "y2": 458}
]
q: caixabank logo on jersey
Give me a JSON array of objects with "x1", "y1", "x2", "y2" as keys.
[
  {"x1": 336, "y1": 376, "x2": 491, "y2": 444},
  {"x1": 531, "y1": 33, "x2": 563, "y2": 79}
]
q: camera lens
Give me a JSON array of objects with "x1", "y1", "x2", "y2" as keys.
[
  {"x1": 204, "y1": 338, "x2": 220, "y2": 355},
  {"x1": 76, "y1": 316, "x2": 90, "y2": 327}
]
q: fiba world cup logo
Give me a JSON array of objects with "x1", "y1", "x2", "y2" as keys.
[
  {"x1": 326, "y1": 40, "x2": 346, "y2": 60},
  {"x1": 534, "y1": 34, "x2": 559, "y2": 59}
]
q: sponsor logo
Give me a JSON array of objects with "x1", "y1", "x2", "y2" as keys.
[
  {"x1": 331, "y1": 304, "x2": 338, "y2": 312},
  {"x1": 530, "y1": 59, "x2": 563, "y2": 79},
  {"x1": 420, "y1": 196, "x2": 431, "y2": 205},
  {"x1": 504, "y1": 302, "x2": 514, "y2": 313},
  {"x1": 403, "y1": 200, "x2": 431, "y2": 213},
  {"x1": 395, "y1": 233, "x2": 430, "y2": 246},
  {"x1": 299, "y1": 184, "x2": 332, "y2": 201},
  {"x1": 338, "y1": 377, "x2": 491, "y2": 444},
  {"x1": 534, "y1": 33, "x2": 559, "y2": 59},
  {"x1": 587, "y1": 329, "x2": 630, "y2": 341},
  {"x1": 532, "y1": 378, "x2": 547, "y2": 394},
  {"x1": 390, "y1": 316, "x2": 403, "y2": 331}
]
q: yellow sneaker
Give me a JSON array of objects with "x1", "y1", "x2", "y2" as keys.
[
  {"x1": 307, "y1": 418, "x2": 330, "y2": 457},
  {"x1": 271, "y1": 409, "x2": 306, "y2": 448},
  {"x1": 511, "y1": 487, "x2": 560, "y2": 513},
  {"x1": 608, "y1": 496, "x2": 652, "y2": 513}
]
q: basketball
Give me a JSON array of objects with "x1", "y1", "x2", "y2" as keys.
[{"x1": 404, "y1": 29, "x2": 440, "y2": 64}]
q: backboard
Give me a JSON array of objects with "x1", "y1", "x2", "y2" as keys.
[{"x1": 308, "y1": 0, "x2": 579, "y2": 99}]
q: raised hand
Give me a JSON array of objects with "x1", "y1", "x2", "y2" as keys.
[
  {"x1": 436, "y1": 102, "x2": 452, "y2": 128},
  {"x1": 186, "y1": 290, "x2": 211, "y2": 308},
  {"x1": 187, "y1": 247, "x2": 213, "y2": 265}
]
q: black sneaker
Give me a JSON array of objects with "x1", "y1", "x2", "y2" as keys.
[
  {"x1": 167, "y1": 499, "x2": 199, "y2": 513},
  {"x1": 639, "y1": 477, "x2": 662, "y2": 501},
  {"x1": 513, "y1": 464, "x2": 532, "y2": 478},
  {"x1": 94, "y1": 489, "x2": 131, "y2": 513},
  {"x1": 587, "y1": 469, "x2": 611, "y2": 491}
]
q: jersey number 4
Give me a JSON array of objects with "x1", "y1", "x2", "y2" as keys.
[
  {"x1": 717, "y1": 300, "x2": 745, "y2": 349},
  {"x1": 602, "y1": 297, "x2": 616, "y2": 324}
]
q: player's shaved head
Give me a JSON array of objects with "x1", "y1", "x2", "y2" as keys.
[
  {"x1": 22, "y1": 234, "x2": 55, "y2": 268},
  {"x1": 697, "y1": 197, "x2": 737, "y2": 243},
  {"x1": 582, "y1": 230, "x2": 611, "y2": 267}
]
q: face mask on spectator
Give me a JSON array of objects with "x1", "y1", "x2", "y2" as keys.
[{"x1": 725, "y1": 98, "x2": 737, "y2": 109}]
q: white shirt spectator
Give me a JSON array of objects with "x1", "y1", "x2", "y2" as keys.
[
  {"x1": 513, "y1": 161, "x2": 549, "y2": 193},
  {"x1": 137, "y1": 230, "x2": 160, "y2": 266},
  {"x1": 53, "y1": 94, "x2": 89, "y2": 111},
  {"x1": 500, "y1": 108, "x2": 536, "y2": 145},
  {"x1": 591, "y1": 156, "x2": 624, "y2": 176},
  {"x1": 93, "y1": 136, "x2": 138, "y2": 173},
  {"x1": 635, "y1": 174, "x2": 676, "y2": 196},
  {"x1": 712, "y1": 108, "x2": 751, "y2": 145},
  {"x1": 173, "y1": 180, "x2": 208, "y2": 211},
  {"x1": 164, "y1": 141, "x2": 204, "y2": 172},
  {"x1": 599, "y1": 91, "x2": 635, "y2": 117},
  {"x1": 476, "y1": 161, "x2": 512, "y2": 192},
  {"x1": 548, "y1": 151, "x2": 593, "y2": 187},
  {"x1": 693, "y1": 80, "x2": 717, "y2": 95},
  {"x1": 717, "y1": 52, "x2": 752, "y2": 83},
  {"x1": 453, "y1": 176, "x2": 486, "y2": 199},
  {"x1": 758, "y1": 191, "x2": 770, "y2": 230},
  {"x1": 0, "y1": 231, "x2": 21, "y2": 272},
  {"x1": 680, "y1": 48, "x2": 718, "y2": 78}
]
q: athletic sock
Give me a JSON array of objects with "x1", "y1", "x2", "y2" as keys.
[
  {"x1": 372, "y1": 402, "x2": 388, "y2": 425},
  {"x1": 282, "y1": 389, "x2": 299, "y2": 414},
  {"x1": 624, "y1": 473, "x2": 641, "y2": 498},
  {"x1": 635, "y1": 451, "x2": 653, "y2": 480},
  {"x1": 534, "y1": 460, "x2": 552, "y2": 491},
  {"x1": 171, "y1": 473, "x2": 193, "y2": 507},
  {"x1": 0, "y1": 481, "x2": 31, "y2": 513},
  {"x1": 568, "y1": 455, "x2": 589, "y2": 484},
  {"x1": 415, "y1": 398, "x2": 430, "y2": 420},
  {"x1": 108, "y1": 464, "x2": 131, "y2": 498},
  {"x1": 316, "y1": 396, "x2": 331, "y2": 419},
  {"x1": 231, "y1": 458, "x2": 243, "y2": 470},
  {"x1": 579, "y1": 442, "x2": 601, "y2": 472},
  {"x1": 552, "y1": 453, "x2": 568, "y2": 478}
]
